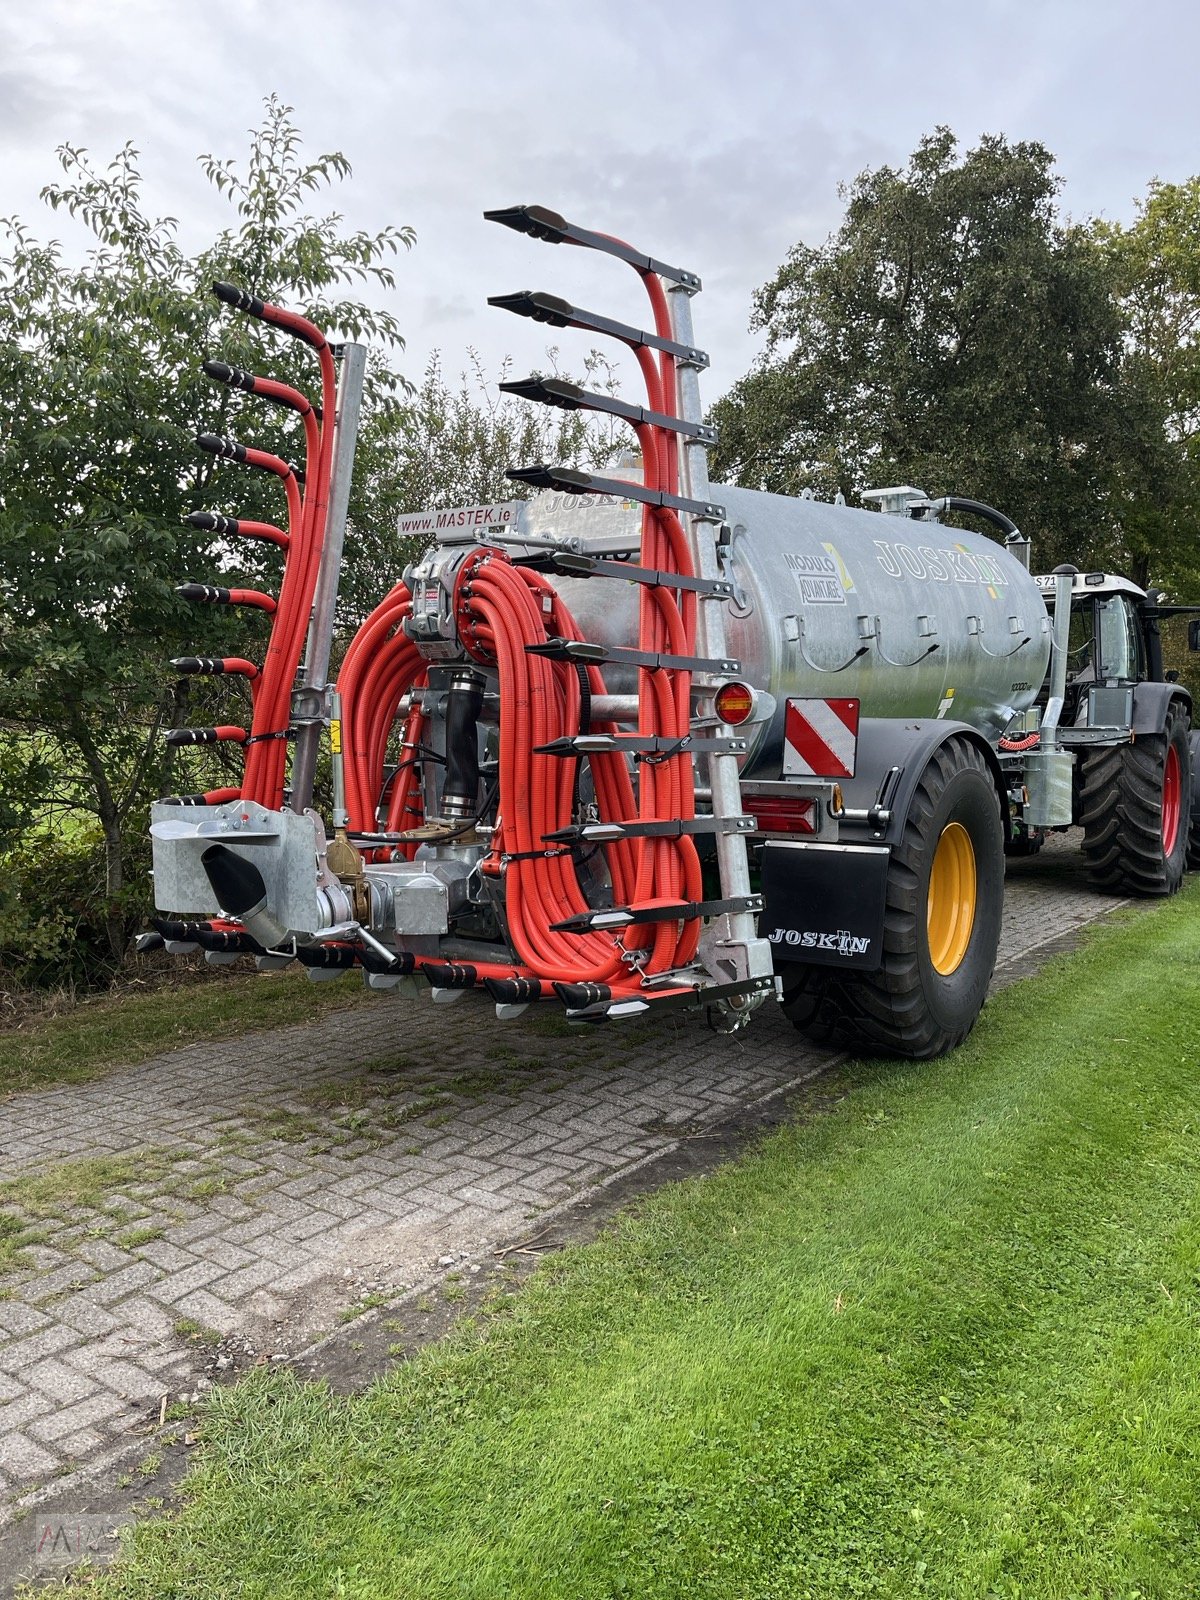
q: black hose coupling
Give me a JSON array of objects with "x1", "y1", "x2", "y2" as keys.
[
  {"x1": 295, "y1": 945, "x2": 358, "y2": 970},
  {"x1": 202, "y1": 359, "x2": 256, "y2": 394},
  {"x1": 186, "y1": 512, "x2": 240, "y2": 537},
  {"x1": 420, "y1": 962, "x2": 479, "y2": 990},
  {"x1": 196, "y1": 433, "x2": 248, "y2": 463},
  {"x1": 553, "y1": 981, "x2": 612, "y2": 1009},
  {"x1": 213, "y1": 281, "x2": 265, "y2": 319},
  {"x1": 176, "y1": 583, "x2": 230, "y2": 604},
  {"x1": 170, "y1": 656, "x2": 227, "y2": 675},
  {"x1": 483, "y1": 976, "x2": 543, "y2": 1005},
  {"x1": 164, "y1": 726, "x2": 246, "y2": 746}
]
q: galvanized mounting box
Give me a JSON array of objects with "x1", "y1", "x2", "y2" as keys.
[{"x1": 149, "y1": 800, "x2": 324, "y2": 933}]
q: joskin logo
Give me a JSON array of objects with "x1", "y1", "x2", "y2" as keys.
[{"x1": 768, "y1": 926, "x2": 872, "y2": 956}]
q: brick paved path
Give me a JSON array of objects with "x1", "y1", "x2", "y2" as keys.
[{"x1": 0, "y1": 840, "x2": 1126, "y2": 1515}]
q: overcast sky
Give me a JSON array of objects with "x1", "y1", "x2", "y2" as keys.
[{"x1": 3, "y1": 0, "x2": 1199, "y2": 407}]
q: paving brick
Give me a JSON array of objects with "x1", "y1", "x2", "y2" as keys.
[
  {"x1": 88, "y1": 1262, "x2": 162, "y2": 1306},
  {"x1": 0, "y1": 1391, "x2": 53, "y2": 1432},
  {"x1": 27, "y1": 1391, "x2": 126, "y2": 1442},
  {"x1": 0, "y1": 1432, "x2": 59, "y2": 1479},
  {"x1": 3, "y1": 1325, "x2": 78, "y2": 1371},
  {"x1": 152, "y1": 1261, "x2": 226, "y2": 1305},
  {"x1": 0, "y1": 1302, "x2": 51, "y2": 1339}
]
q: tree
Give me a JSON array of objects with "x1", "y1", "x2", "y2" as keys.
[
  {"x1": 0, "y1": 97, "x2": 413, "y2": 978},
  {"x1": 1097, "y1": 178, "x2": 1200, "y2": 595},
  {"x1": 711, "y1": 129, "x2": 1146, "y2": 575},
  {"x1": 378, "y1": 348, "x2": 623, "y2": 572}
]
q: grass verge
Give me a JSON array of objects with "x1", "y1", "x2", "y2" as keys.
[
  {"x1": 0, "y1": 970, "x2": 372, "y2": 1098},
  {"x1": 56, "y1": 885, "x2": 1200, "y2": 1598}
]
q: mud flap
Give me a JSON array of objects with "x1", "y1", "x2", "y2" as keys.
[{"x1": 760, "y1": 842, "x2": 890, "y2": 972}]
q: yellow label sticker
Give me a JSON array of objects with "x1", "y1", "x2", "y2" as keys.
[
  {"x1": 822, "y1": 541, "x2": 857, "y2": 594},
  {"x1": 330, "y1": 719, "x2": 342, "y2": 755}
]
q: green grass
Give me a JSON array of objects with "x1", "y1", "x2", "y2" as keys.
[
  {"x1": 65, "y1": 887, "x2": 1200, "y2": 1598},
  {"x1": 0, "y1": 970, "x2": 374, "y2": 1098}
]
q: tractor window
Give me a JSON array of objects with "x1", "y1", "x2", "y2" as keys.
[
  {"x1": 1066, "y1": 600, "x2": 1096, "y2": 679},
  {"x1": 1096, "y1": 596, "x2": 1142, "y2": 681}
]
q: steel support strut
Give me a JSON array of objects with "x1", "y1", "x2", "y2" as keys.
[
  {"x1": 290, "y1": 342, "x2": 368, "y2": 813},
  {"x1": 668, "y1": 284, "x2": 776, "y2": 994}
]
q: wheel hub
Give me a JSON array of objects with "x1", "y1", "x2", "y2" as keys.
[
  {"x1": 1163, "y1": 743, "x2": 1182, "y2": 857},
  {"x1": 927, "y1": 821, "x2": 977, "y2": 976}
]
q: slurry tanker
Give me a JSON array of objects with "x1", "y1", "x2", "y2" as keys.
[{"x1": 143, "y1": 208, "x2": 1200, "y2": 1058}]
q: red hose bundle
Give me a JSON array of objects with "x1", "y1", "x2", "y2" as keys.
[
  {"x1": 331, "y1": 249, "x2": 706, "y2": 990},
  {"x1": 336, "y1": 582, "x2": 427, "y2": 855}
]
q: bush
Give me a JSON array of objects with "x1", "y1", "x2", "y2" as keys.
[{"x1": 0, "y1": 826, "x2": 151, "y2": 992}]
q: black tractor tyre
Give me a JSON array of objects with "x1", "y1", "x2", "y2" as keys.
[
  {"x1": 779, "y1": 737, "x2": 1005, "y2": 1060},
  {"x1": 1078, "y1": 700, "x2": 1191, "y2": 897},
  {"x1": 1188, "y1": 733, "x2": 1200, "y2": 873}
]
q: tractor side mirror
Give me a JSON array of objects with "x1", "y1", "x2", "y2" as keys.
[{"x1": 1189, "y1": 619, "x2": 1200, "y2": 652}]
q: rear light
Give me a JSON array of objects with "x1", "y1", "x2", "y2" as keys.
[
  {"x1": 714, "y1": 681, "x2": 755, "y2": 725},
  {"x1": 746, "y1": 795, "x2": 816, "y2": 833}
]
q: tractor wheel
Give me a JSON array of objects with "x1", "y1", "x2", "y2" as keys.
[
  {"x1": 780, "y1": 736, "x2": 1005, "y2": 1059},
  {"x1": 1188, "y1": 733, "x2": 1200, "y2": 873},
  {"x1": 1078, "y1": 700, "x2": 1191, "y2": 897}
]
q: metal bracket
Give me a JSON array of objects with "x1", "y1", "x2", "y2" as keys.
[
  {"x1": 551, "y1": 894, "x2": 763, "y2": 934},
  {"x1": 525, "y1": 636, "x2": 739, "y2": 674},
  {"x1": 543, "y1": 815, "x2": 756, "y2": 844},
  {"x1": 533, "y1": 733, "x2": 746, "y2": 757},
  {"x1": 484, "y1": 204, "x2": 702, "y2": 289},
  {"x1": 507, "y1": 463, "x2": 724, "y2": 521},
  {"x1": 549, "y1": 551, "x2": 734, "y2": 597},
  {"x1": 488, "y1": 290, "x2": 707, "y2": 366}
]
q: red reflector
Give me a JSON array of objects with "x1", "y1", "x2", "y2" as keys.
[
  {"x1": 714, "y1": 682, "x2": 755, "y2": 725},
  {"x1": 747, "y1": 796, "x2": 816, "y2": 833}
]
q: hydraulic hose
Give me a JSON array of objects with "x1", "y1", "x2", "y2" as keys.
[{"x1": 929, "y1": 496, "x2": 1021, "y2": 541}]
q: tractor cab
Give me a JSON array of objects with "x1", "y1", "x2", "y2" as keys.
[{"x1": 1033, "y1": 572, "x2": 1151, "y2": 724}]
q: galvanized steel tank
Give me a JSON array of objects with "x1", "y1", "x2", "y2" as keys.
[{"x1": 537, "y1": 482, "x2": 1052, "y2": 778}]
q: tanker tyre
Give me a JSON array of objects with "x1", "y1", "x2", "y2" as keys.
[
  {"x1": 780, "y1": 737, "x2": 1004, "y2": 1060},
  {"x1": 1078, "y1": 700, "x2": 1190, "y2": 897}
]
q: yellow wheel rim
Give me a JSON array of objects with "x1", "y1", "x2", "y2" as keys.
[{"x1": 927, "y1": 821, "x2": 977, "y2": 976}]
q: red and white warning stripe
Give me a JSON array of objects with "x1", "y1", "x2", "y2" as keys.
[{"x1": 783, "y1": 697, "x2": 860, "y2": 778}]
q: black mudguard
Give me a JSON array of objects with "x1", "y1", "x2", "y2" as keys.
[
  {"x1": 832, "y1": 717, "x2": 1005, "y2": 848},
  {"x1": 1131, "y1": 681, "x2": 1192, "y2": 736}
]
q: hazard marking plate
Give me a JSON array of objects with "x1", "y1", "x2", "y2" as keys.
[{"x1": 783, "y1": 697, "x2": 860, "y2": 779}]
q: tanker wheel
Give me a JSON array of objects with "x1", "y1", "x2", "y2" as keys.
[
  {"x1": 1188, "y1": 734, "x2": 1200, "y2": 872},
  {"x1": 1078, "y1": 700, "x2": 1191, "y2": 897},
  {"x1": 780, "y1": 736, "x2": 1004, "y2": 1060}
]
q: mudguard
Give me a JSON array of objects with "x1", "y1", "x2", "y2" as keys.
[
  {"x1": 1131, "y1": 681, "x2": 1192, "y2": 736},
  {"x1": 829, "y1": 717, "x2": 1005, "y2": 849}
]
